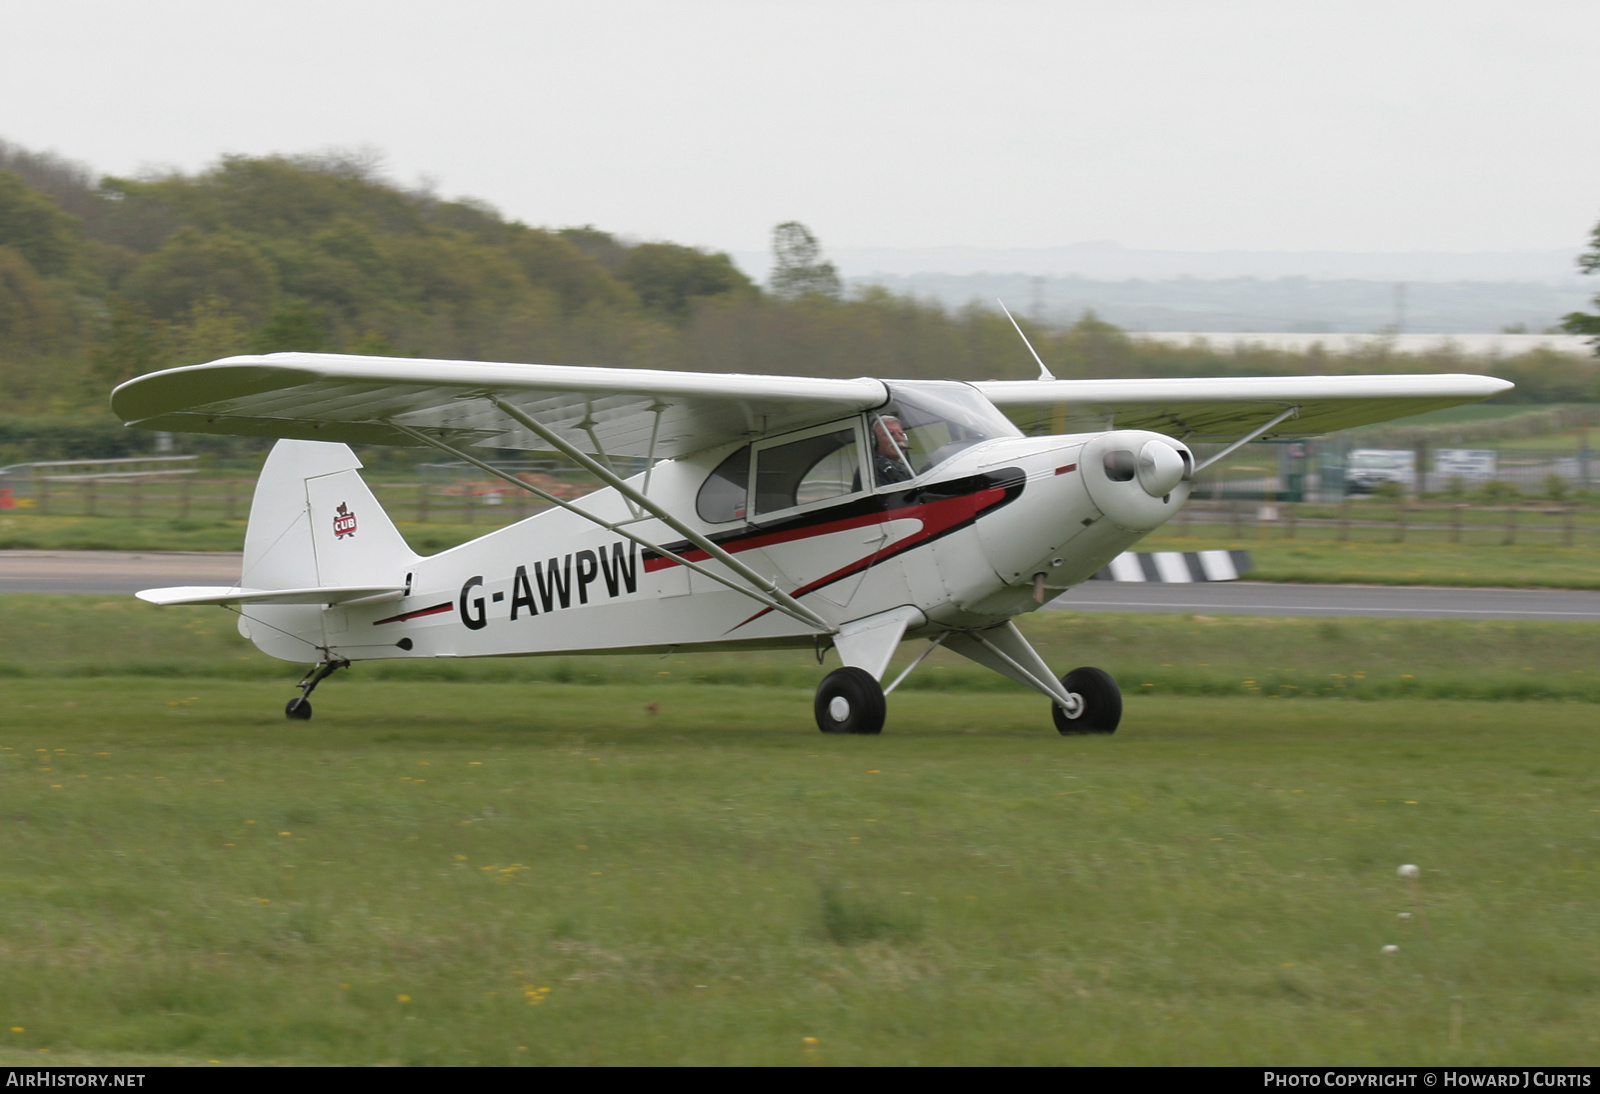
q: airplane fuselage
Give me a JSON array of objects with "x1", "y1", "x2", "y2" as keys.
[{"x1": 240, "y1": 426, "x2": 1194, "y2": 664}]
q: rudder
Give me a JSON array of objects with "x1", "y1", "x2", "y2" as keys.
[
  {"x1": 239, "y1": 440, "x2": 418, "y2": 661},
  {"x1": 243, "y1": 439, "x2": 417, "y2": 590}
]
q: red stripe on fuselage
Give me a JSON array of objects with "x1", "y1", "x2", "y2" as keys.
[
  {"x1": 783, "y1": 486, "x2": 1006, "y2": 600},
  {"x1": 372, "y1": 601, "x2": 454, "y2": 626},
  {"x1": 726, "y1": 483, "x2": 1015, "y2": 630},
  {"x1": 644, "y1": 488, "x2": 1005, "y2": 574}
]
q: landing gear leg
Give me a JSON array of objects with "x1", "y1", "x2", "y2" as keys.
[
  {"x1": 285, "y1": 657, "x2": 350, "y2": 721},
  {"x1": 941, "y1": 623, "x2": 1122, "y2": 737}
]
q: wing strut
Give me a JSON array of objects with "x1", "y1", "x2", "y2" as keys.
[
  {"x1": 484, "y1": 395, "x2": 837, "y2": 633},
  {"x1": 1192, "y1": 406, "x2": 1300, "y2": 473},
  {"x1": 386, "y1": 418, "x2": 836, "y2": 635},
  {"x1": 628, "y1": 403, "x2": 667, "y2": 521}
]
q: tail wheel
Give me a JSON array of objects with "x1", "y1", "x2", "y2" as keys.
[
  {"x1": 815, "y1": 667, "x2": 887, "y2": 735},
  {"x1": 285, "y1": 697, "x2": 313, "y2": 721},
  {"x1": 1053, "y1": 667, "x2": 1121, "y2": 735}
]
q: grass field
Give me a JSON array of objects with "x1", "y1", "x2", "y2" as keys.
[
  {"x1": 1145, "y1": 536, "x2": 1600, "y2": 590},
  {"x1": 0, "y1": 681, "x2": 1596, "y2": 1066},
  {"x1": 0, "y1": 596, "x2": 1598, "y2": 1065},
  {"x1": 6, "y1": 595, "x2": 1600, "y2": 703}
]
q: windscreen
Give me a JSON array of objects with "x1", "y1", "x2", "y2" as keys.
[{"x1": 877, "y1": 381, "x2": 1021, "y2": 477}]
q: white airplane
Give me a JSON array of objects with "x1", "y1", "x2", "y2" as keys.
[{"x1": 110, "y1": 354, "x2": 1509, "y2": 734}]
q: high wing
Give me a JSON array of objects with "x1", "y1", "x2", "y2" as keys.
[
  {"x1": 972, "y1": 374, "x2": 1513, "y2": 441},
  {"x1": 111, "y1": 353, "x2": 889, "y2": 459},
  {"x1": 112, "y1": 354, "x2": 1512, "y2": 455}
]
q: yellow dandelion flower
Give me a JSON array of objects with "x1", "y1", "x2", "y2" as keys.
[{"x1": 397, "y1": 994, "x2": 411, "y2": 1003}]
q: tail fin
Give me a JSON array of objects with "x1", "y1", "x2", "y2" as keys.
[
  {"x1": 238, "y1": 440, "x2": 418, "y2": 662},
  {"x1": 242, "y1": 439, "x2": 418, "y2": 591}
]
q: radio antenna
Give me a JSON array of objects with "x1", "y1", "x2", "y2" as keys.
[{"x1": 997, "y1": 299, "x2": 1055, "y2": 381}]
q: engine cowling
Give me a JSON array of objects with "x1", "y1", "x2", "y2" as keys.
[{"x1": 1080, "y1": 431, "x2": 1193, "y2": 532}]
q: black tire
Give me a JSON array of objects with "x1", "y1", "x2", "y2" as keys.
[
  {"x1": 1052, "y1": 667, "x2": 1121, "y2": 735},
  {"x1": 814, "y1": 667, "x2": 886, "y2": 735},
  {"x1": 285, "y1": 697, "x2": 313, "y2": 721}
]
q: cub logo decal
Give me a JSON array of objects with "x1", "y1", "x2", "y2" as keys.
[{"x1": 333, "y1": 502, "x2": 357, "y2": 539}]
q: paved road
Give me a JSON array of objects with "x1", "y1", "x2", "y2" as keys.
[
  {"x1": 0, "y1": 550, "x2": 243, "y2": 595},
  {"x1": 3, "y1": 550, "x2": 1599, "y2": 621}
]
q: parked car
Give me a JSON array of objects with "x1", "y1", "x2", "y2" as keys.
[{"x1": 1345, "y1": 449, "x2": 1414, "y2": 493}]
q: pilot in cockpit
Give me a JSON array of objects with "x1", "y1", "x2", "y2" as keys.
[{"x1": 871, "y1": 415, "x2": 915, "y2": 486}]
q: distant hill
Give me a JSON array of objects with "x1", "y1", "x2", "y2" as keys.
[
  {"x1": 839, "y1": 273, "x2": 1591, "y2": 335},
  {"x1": 733, "y1": 242, "x2": 1585, "y2": 283}
]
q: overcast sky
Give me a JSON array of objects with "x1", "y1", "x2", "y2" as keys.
[{"x1": 4, "y1": 0, "x2": 1597, "y2": 261}]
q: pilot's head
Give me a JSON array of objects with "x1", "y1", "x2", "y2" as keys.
[{"x1": 874, "y1": 415, "x2": 909, "y2": 458}]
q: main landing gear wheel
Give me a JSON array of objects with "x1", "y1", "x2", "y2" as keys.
[
  {"x1": 1053, "y1": 666, "x2": 1121, "y2": 735},
  {"x1": 814, "y1": 667, "x2": 886, "y2": 735},
  {"x1": 285, "y1": 698, "x2": 312, "y2": 721}
]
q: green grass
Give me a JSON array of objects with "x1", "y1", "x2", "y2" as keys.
[
  {"x1": 1, "y1": 679, "x2": 1598, "y2": 1065},
  {"x1": 0, "y1": 515, "x2": 249, "y2": 551},
  {"x1": 5, "y1": 595, "x2": 1600, "y2": 703},
  {"x1": 1384, "y1": 404, "x2": 1566, "y2": 426},
  {"x1": 1479, "y1": 432, "x2": 1596, "y2": 452},
  {"x1": 1346, "y1": 402, "x2": 1599, "y2": 449},
  {"x1": 3, "y1": 595, "x2": 1599, "y2": 1064},
  {"x1": 1145, "y1": 535, "x2": 1600, "y2": 590}
]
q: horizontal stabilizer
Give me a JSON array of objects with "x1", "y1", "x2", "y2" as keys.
[{"x1": 137, "y1": 584, "x2": 405, "y2": 607}]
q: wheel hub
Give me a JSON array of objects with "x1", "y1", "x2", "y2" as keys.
[{"x1": 828, "y1": 696, "x2": 851, "y2": 722}]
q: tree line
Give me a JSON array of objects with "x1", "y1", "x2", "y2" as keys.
[{"x1": 0, "y1": 139, "x2": 1596, "y2": 444}]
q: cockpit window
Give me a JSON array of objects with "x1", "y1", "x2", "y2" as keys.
[
  {"x1": 877, "y1": 381, "x2": 1022, "y2": 478},
  {"x1": 754, "y1": 428, "x2": 861, "y2": 515},
  {"x1": 696, "y1": 444, "x2": 750, "y2": 523}
]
